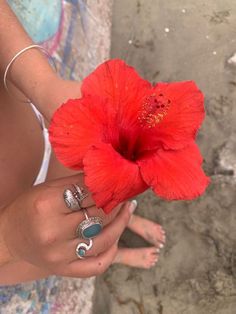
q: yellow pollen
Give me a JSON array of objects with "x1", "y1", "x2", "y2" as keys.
[{"x1": 138, "y1": 93, "x2": 171, "y2": 128}]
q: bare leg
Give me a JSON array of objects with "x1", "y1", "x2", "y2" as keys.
[
  {"x1": 112, "y1": 211, "x2": 165, "y2": 269},
  {"x1": 127, "y1": 214, "x2": 165, "y2": 248},
  {"x1": 113, "y1": 247, "x2": 159, "y2": 269}
]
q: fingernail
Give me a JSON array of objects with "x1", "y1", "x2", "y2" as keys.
[
  {"x1": 129, "y1": 200, "x2": 137, "y2": 214},
  {"x1": 156, "y1": 248, "x2": 160, "y2": 253},
  {"x1": 159, "y1": 243, "x2": 164, "y2": 249}
]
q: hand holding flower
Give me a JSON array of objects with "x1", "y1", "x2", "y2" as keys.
[{"x1": 0, "y1": 173, "x2": 133, "y2": 283}]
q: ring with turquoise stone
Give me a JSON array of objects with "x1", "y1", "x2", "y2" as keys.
[
  {"x1": 76, "y1": 209, "x2": 103, "y2": 239},
  {"x1": 75, "y1": 238, "x2": 93, "y2": 259}
]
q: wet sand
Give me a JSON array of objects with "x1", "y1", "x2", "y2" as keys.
[{"x1": 93, "y1": 1, "x2": 236, "y2": 313}]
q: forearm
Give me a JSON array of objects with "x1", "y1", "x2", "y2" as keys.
[{"x1": 0, "y1": 0, "x2": 58, "y2": 118}]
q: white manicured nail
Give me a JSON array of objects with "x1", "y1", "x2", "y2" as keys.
[{"x1": 129, "y1": 200, "x2": 137, "y2": 214}]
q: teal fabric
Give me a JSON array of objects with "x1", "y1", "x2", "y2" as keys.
[{"x1": 7, "y1": 0, "x2": 62, "y2": 43}]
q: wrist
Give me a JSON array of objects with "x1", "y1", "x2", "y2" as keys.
[
  {"x1": 28, "y1": 73, "x2": 63, "y2": 121},
  {"x1": 5, "y1": 46, "x2": 59, "y2": 119},
  {"x1": 38, "y1": 78, "x2": 82, "y2": 122}
]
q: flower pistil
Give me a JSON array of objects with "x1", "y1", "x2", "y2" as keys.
[{"x1": 138, "y1": 93, "x2": 171, "y2": 128}]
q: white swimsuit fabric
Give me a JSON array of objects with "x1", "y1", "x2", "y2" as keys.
[{"x1": 30, "y1": 103, "x2": 52, "y2": 185}]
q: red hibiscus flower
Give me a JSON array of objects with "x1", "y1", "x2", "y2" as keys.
[{"x1": 49, "y1": 59, "x2": 210, "y2": 213}]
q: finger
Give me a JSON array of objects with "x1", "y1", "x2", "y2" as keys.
[
  {"x1": 68, "y1": 201, "x2": 137, "y2": 260},
  {"x1": 44, "y1": 173, "x2": 82, "y2": 188},
  {"x1": 61, "y1": 241, "x2": 118, "y2": 278},
  {"x1": 40, "y1": 202, "x2": 133, "y2": 267},
  {"x1": 63, "y1": 202, "x2": 124, "y2": 240},
  {"x1": 64, "y1": 183, "x2": 95, "y2": 210},
  {"x1": 43, "y1": 173, "x2": 95, "y2": 211},
  {"x1": 48, "y1": 202, "x2": 123, "y2": 245},
  {"x1": 44, "y1": 184, "x2": 94, "y2": 215}
]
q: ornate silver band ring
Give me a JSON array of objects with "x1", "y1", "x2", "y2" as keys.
[{"x1": 63, "y1": 184, "x2": 88, "y2": 211}]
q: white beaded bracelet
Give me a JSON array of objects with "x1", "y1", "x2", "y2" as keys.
[{"x1": 3, "y1": 44, "x2": 57, "y2": 103}]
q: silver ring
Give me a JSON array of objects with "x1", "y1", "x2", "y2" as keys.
[
  {"x1": 76, "y1": 239, "x2": 93, "y2": 259},
  {"x1": 63, "y1": 189, "x2": 81, "y2": 210},
  {"x1": 73, "y1": 184, "x2": 89, "y2": 208},
  {"x1": 76, "y1": 209, "x2": 103, "y2": 239},
  {"x1": 63, "y1": 184, "x2": 88, "y2": 211}
]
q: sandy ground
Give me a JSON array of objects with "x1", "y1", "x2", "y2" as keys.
[{"x1": 93, "y1": 1, "x2": 236, "y2": 313}]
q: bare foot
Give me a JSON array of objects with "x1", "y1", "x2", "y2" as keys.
[
  {"x1": 113, "y1": 247, "x2": 159, "y2": 269},
  {"x1": 127, "y1": 214, "x2": 165, "y2": 248}
]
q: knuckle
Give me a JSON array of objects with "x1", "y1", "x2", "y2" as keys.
[
  {"x1": 38, "y1": 230, "x2": 57, "y2": 246},
  {"x1": 34, "y1": 191, "x2": 52, "y2": 215}
]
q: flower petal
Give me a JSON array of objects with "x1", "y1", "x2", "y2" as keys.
[
  {"x1": 138, "y1": 81, "x2": 205, "y2": 152},
  {"x1": 137, "y1": 142, "x2": 210, "y2": 200},
  {"x1": 49, "y1": 96, "x2": 116, "y2": 170},
  {"x1": 82, "y1": 59, "x2": 151, "y2": 125},
  {"x1": 83, "y1": 143, "x2": 148, "y2": 213}
]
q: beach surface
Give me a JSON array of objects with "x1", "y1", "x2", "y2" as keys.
[{"x1": 93, "y1": 1, "x2": 236, "y2": 313}]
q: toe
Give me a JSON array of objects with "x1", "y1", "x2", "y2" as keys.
[
  {"x1": 149, "y1": 259, "x2": 158, "y2": 268},
  {"x1": 160, "y1": 226, "x2": 166, "y2": 234},
  {"x1": 158, "y1": 241, "x2": 165, "y2": 249},
  {"x1": 151, "y1": 258, "x2": 158, "y2": 265},
  {"x1": 149, "y1": 247, "x2": 159, "y2": 255},
  {"x1": 157, "y1": 227, "x2": 166, "y2": 242},
  {"x1": 148, "y1": 248, "x2": 159, "y2": 266},
  {"x1": 151, "y1": 252, "x2": 159, "y2": 258}
]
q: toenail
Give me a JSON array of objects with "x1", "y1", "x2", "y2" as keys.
[
  {"x1": 159, "y1": 243, "x2": 164, "y2": 249},
  {"x1": 156, "y1": 248, "x2": 160, "y2": 253}
]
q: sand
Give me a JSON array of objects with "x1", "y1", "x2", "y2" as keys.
[{"x1": 93, "y1": 1, "x2": 236, "y2": 313}]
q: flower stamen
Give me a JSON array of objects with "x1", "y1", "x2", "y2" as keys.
[{"x1": 138, "y1": 93, "x2": 171, "y2": 128}]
